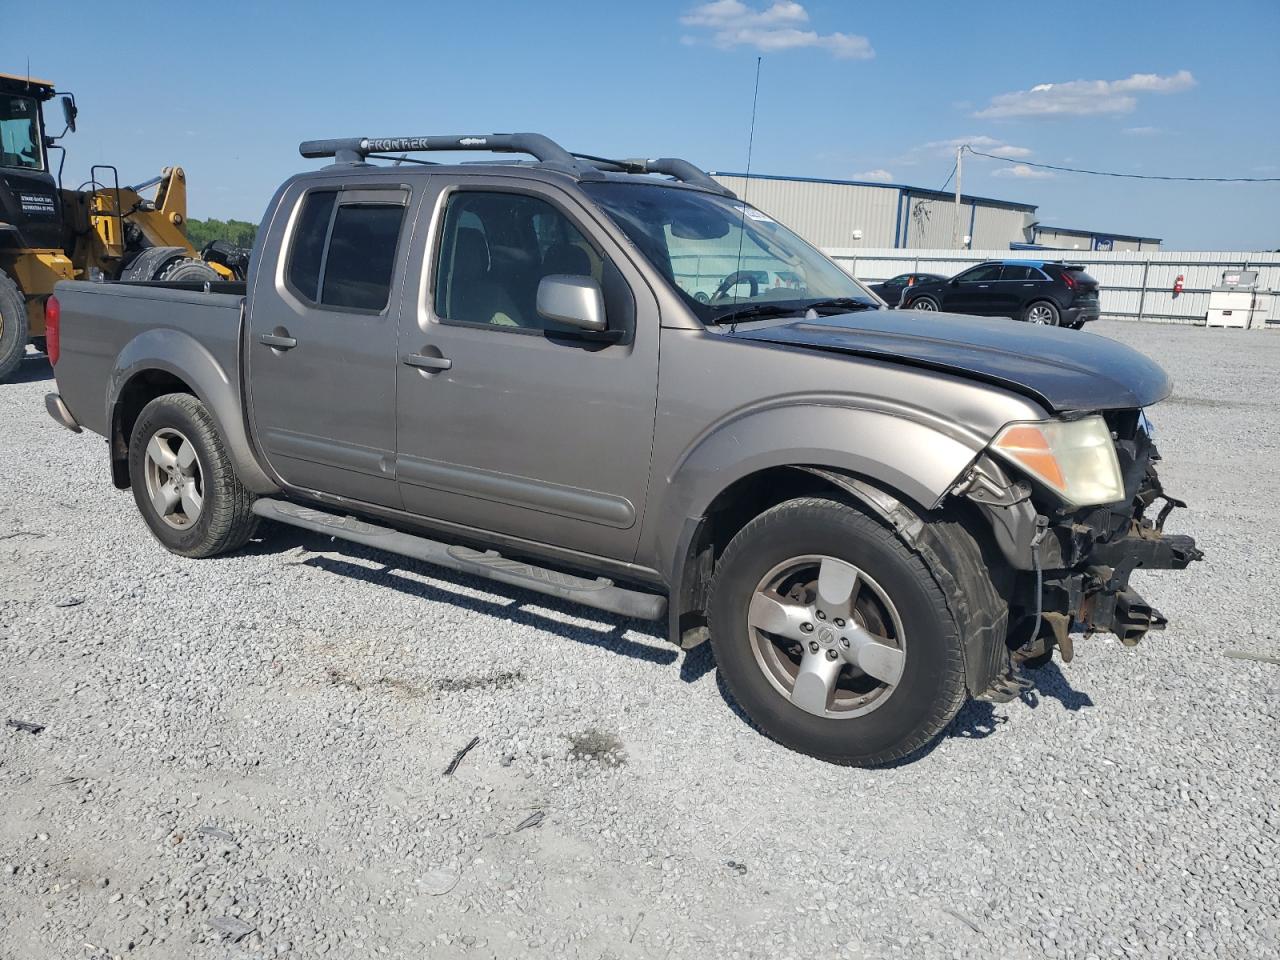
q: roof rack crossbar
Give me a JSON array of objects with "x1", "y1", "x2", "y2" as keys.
[{"x1": 299, "y1": 133, "x2": 590, "y2": 171}]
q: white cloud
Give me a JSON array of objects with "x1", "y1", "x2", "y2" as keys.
[
  {"x1": 680, "y1": 1, "x2": 873, "y2": 58},
  {"x1": 851, "y1": 168, "x2": 893, "y2": 182},
  {"x1": 992, "y1": 164, "x2": 1054, "y2": 180},
  {"x1": 922, "y1": 135, "x2": 1032, "y2": 159},
  {"x1": 1123, "y1": 125, "x2": 1161, "y2": 135},
  {"x1": 975, "y1": 70, "x2": 1195, "y2": 118}
]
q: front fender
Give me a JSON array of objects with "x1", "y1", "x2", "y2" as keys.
[
  {"x1": 647, "y1": 402, "x2": 986, "y2": 583},
  {"x1": 110, "y1": 328, "x2": 277, "y2": 494}
]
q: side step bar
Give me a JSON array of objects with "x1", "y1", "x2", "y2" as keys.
[{"x1": 251, "y1": 498, "x2": 667, "y2": 621}]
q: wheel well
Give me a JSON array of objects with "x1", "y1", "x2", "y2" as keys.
[
  {"x1": 671, "y1": 465, "x2": 1011, "y2": 654},
  {"x1": 672, "y1": 466, "x2": 907, "y2": 646},
  {"x1": 110, "y1": 371, "x2": 195, "y2": 488}
]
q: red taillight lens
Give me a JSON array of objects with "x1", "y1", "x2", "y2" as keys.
[
  {"x1": 45, "y1": 295, "x2": 60, "y2": 365},
  {"x1": 1061, "y1": 271, "x2": 1078, "y2": 290}
]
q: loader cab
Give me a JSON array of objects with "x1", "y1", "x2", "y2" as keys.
[{"x1": 0, "y1": 72, "x2": 67, "y2": 251}]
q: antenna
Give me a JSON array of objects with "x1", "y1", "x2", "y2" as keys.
[{"x1": 729, "y1": 56, "x2": 763, "y2": 335}]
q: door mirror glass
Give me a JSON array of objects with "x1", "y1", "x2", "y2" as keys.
[
  {"x1": 537, "y1": 275, "x2": 606, "y2": 332},
  {"x1": 61, "y1": 95, "x2": 77, "y2": 133}
]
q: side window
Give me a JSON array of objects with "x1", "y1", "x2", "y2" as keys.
[
  {"x1": 434, "y1": 191, "x2": 604, "y2": 330},
  {"x1": 1001, "y1": 265, "x2": 1036, "y2": 281},
  {"x1": 285, "y1": 191, "x2": 336, "y2": 301},
  {"x1": 959, "y1": 264, "x2": 1002, "y2": 283},
  {"x1": 321, "y1": 204, "x2": 405, "y2": 311},
  {"x1": 284, "y1": 190, "x2": 406, "y2": 312}
]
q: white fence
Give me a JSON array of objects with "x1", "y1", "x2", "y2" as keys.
[{"x1": 823, "y1": 247, "x2": 1280, "y2": 326}]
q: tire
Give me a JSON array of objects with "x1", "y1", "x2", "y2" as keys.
[
  {"x1": 708, "y1": 497, "x2": 970, "y2": 766},
  {"x1": 907, "y1": 295, "x2": 939, "y2": 312},
  {"x1": 1023, "y1": 301, "x2": 1060, "y2": 326},
  {"x1": 128, "y1": 393, "x2": 258, "y2": 558},
  {"x1": 0, "y1": 270, "x2": 28, "y2": 383},
  {"x1": 157, "y1": 258, "x2": 222, "y2": 283}
]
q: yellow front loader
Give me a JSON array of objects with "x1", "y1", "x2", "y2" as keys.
[{"x1": 1, "y1": 71, "x2": 236, "y2": 381}]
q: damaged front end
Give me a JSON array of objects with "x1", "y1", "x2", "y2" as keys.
[{"x1": 956, "y1": 408, "x2": 1203, "y2": 699}]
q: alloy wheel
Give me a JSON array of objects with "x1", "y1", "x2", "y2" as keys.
[
  {"x1": 747, "y1": 555, "x2": 907, "y2": 719},
  {"x1": 142, "y1": 427, "x2": 204, "y2": 529}
]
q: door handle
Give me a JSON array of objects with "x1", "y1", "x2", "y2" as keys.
[
  {"x1": 258, "y1": 333, "x2": 298, "y2": 350},
  {"x1": 405, "y1": 353, "x2": 452, "y2": 371}
]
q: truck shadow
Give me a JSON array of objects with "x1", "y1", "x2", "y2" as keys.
[
  {"x1": 256, "y1": 527, "x2": 676, "y2": 667},
  {"x1": 6, "y1": 354, "x2": 53, "y2": 384},
  {"x1": 946, "y1": 660, "x2": 1095, "y2": 742}
]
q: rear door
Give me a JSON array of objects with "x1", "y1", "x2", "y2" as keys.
[
  {"x1": 393, "y1": 175, "x2": 660, "y2": 561},
  {"x1": 993, "y1": 264, "x2": 1044, "y2": 318},
  {"x1": 246, "y1": 179, "x2": 413, "y2": 507},
  {"x1": 945, "y1": 263, "x2": 1003, "y2": 314}
]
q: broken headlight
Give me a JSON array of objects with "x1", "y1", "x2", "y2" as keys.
[{"x1": 991, "y1": 415, "x2": 1125, "y2": 508}]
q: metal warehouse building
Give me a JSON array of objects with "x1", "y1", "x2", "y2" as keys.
[{"x1": 709, "y1": 172, "x2": 1160, "y2": 252}]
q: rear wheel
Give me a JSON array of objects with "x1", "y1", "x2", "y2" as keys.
[
  {"x1": 908, "y1": 295, "x2": 939, "y2": 312},
  {"x1": 128, "y1": 393, "x2": 258, "y2": 558},
  {"x1": 708, "y1": 497, "x2": 969, "y2": 766},
  {"x1": 1024, "y1": 301, "x2": 1060, "y2": 326},
  {"x1": 0, "y1": 270, "x2": 28, "y2": 383}
]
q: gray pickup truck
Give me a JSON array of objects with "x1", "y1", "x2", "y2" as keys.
[{"x1": 44, "y1": 132, "x2": 1200, "y2": 766}]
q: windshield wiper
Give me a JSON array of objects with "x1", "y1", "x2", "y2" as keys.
[
  {"x1": 708, "y1": 302, "x2": 809, "y2": 325},
  {"x1": 801, "y1": 297, "x2": 878, "y2": 314}
]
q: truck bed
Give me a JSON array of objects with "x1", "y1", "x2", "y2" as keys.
[{"x1": 53, "y1": 280, "x2": 245, "y2": 438}]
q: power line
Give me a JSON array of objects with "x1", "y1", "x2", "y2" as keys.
[{"x1": 965, "y1": 147, "x2": 1280, "y2": 183}]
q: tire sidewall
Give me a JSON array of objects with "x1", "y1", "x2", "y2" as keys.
[
  {"x1": 709, "y1": 503, "x2": 961, "y2": 764},
  {"x1": 128, "y1": 396, "x2": 225, "y2": 557},
  {"x1": 909, "y1": 295, "x2": 939, "y2": 312}
]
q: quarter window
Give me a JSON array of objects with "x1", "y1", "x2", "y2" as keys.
[{"x1": 284, "y1": 189, "x2": 406, "y2": 312}]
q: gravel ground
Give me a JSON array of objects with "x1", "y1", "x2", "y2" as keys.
[{"x1": 1, "y1": 320, "x2": 1277, "y2": 960}]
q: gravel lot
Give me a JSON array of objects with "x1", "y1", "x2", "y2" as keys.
[{"x1": 1, "y1": 320, "x2": 1277, "y2": 960}]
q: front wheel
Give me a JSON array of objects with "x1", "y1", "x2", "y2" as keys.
[
  {"x1": 708, "y1": 497, "x2": 968, "y2": 766},
  {"x1": 1024, "y1": 301, "x2": 1060, "y2": 326},
  {"x1": 907, "y1": 295, "x2": 939, "y2": 312},
  {"x1": 0, "y1": 270, "x2": 28, "y2": 383},
  {"x1": 128, "y1": 393, "x2": 258, "y2": 558}
]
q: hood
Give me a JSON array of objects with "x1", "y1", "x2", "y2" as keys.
[{"x1": 732, "y1": 309, "x2": 1171, "y2": 414}]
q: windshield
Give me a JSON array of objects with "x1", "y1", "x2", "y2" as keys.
[
  {"x1": 582, "y1": 181, "x2": 878, "y2": 323},
  {"x1": 0, "y1": 95, "x2": 43, "y2": 171}
]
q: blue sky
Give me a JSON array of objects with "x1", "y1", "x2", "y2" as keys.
[{"x1": 5, "y1": 0, "x2": 1277, "y2": 249}]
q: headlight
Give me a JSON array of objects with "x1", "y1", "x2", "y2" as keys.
[{"x1": 991, "y1": 415, "x2": 1124, "y2": 507}]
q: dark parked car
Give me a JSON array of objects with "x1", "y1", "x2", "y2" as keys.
[
  {"x1": 902, "y1": 260, "x2": 1101, "y2": 328},
  {"x1": 868, "y1": 272, "x2": 946, "y2": 307}
]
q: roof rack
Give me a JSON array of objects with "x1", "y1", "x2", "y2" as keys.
[{"x1": 298, "y1": 132, "x2": 735, "y2": 197}]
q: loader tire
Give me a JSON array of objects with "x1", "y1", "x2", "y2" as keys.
[
  {"x1": 0, "y1": 270, "x2": 28, "y2": 383},
  {"x1": 157, "y1": 258, "x2": 222, "y2": 284}
]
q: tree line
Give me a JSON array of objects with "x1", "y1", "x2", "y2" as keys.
[{"x1": 186, "y1": 218, "x2": 258, "y2": 250}]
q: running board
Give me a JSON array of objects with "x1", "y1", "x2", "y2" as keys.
[{"x1": 251, "y1": 498, "x2": 667, "y2": 621}]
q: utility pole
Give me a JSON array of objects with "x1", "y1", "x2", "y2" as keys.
[{"x1": 953, "y1": 144, "x2": 964, "y2": 249}]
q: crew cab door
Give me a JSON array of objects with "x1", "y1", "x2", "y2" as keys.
[
  {"x1": 245, "y1": 179, "x2": 413, "y2": 507},
  {"x1": 394, "y1": 176, "x2": 659, "y2": 561}
]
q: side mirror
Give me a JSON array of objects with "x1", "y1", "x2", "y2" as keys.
[
  {"x1": 537, "y1": 275, "x2": 606, "y2": 332},
  {"x1": 60, "y1": 95, "x2": 77, "y2": 134}
]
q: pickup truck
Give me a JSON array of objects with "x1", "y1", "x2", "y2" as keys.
[{"x1": 44, "y1": 132, "x2": 1201, "y2": 766}]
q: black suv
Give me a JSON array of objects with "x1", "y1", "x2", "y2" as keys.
[{"x1": 902, "y1": 260, "x2": 1101, "y2": 329}]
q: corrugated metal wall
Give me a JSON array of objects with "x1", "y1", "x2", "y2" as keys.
[
  {"x1": 1032, "y1": 227, "x2": 1161, "y2": 253},
  {"x1": 825, "y1": 247, "x2": 1280, "y2": 325},
  {"x1": 711, "y1": 175, "x2": 901, "y2": 248}
]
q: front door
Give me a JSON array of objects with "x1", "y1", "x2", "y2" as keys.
[
  {"x1": 945, "y1": 263, "x2": 1004, "y2": 315},
  {"x1": 246, "y1": 181, "x2": 413, "y2": 507},
  {"x1": 394, "y1": 177, "x2": 659, "y2": 562}
]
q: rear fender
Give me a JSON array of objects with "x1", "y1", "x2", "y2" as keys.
[{"x1": 109, "y1": 328, "x2": 277, "y2": 494}]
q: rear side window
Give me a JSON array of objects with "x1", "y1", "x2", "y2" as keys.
[
  {"x1": 286, "y1": 191, "x2": 336, "y2": 301},
  {"x1": 284, "y1": 190, "x2": 406, "y2": 312},
  {"x1": 322, "y1": 205, "x2": 405, "y2": 310},
  {"x1": 1002, "y1": 265, "x2": 1041, "y2": 281}
]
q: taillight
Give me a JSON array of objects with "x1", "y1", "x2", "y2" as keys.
[
  {"x1": 1060, "y1": 271, "x2": 1078, "y2": 290},
  {"x1": 45, "y1": 295, "x2": 60, "y2": 365}
]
